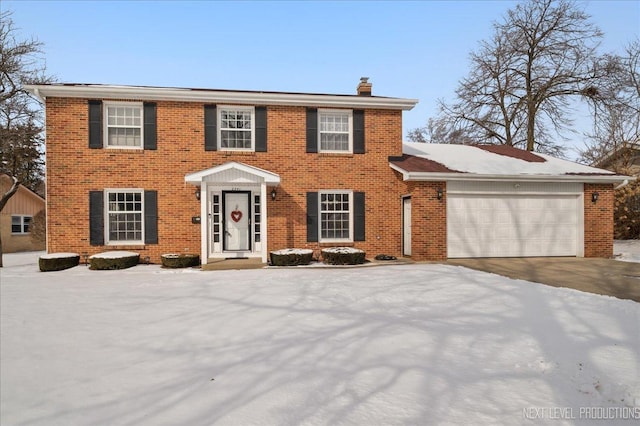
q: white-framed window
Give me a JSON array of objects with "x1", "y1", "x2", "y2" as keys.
[
  {"x1": 104, "y1": 102, "x2": 143, "y2": 148},
  {"x1": 218, "y1": 106, "x2": 255, "y2": 150},
  {"x1": 319, "y1": 190, "x2": 353, "y2": 242},
  {"x1": 105, "y1": 189, "x2": 144, "y2": 244},
  {"x1": 11, "y1": 215, "x2": 32, "y2": 234},
  {"x1": 319, "y1": 109, "x2": 352, "y2": 153}
]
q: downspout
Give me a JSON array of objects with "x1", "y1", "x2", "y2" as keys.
[{"x1": 615, "y1": 179, "x2": 631, "y2": 190}]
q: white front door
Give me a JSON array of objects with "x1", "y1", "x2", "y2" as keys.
[
  {"x1": 403, "y1": 197, "x2": 412, "y2": 256},
  {"x1": 224, "y1": 191, "x2": 251, "y2": 251}
]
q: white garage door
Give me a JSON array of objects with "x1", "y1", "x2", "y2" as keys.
[{"x1": 447, "y1": 183, "x2": 582, "y2": 258}]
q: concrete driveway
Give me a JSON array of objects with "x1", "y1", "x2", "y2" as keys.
[{"x1": 448, "y1": 257, "x2": 640, "y2": 303}]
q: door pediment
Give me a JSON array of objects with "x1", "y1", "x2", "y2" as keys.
[{"x1": 185, "y1": 161, "x2": 280, "y2": 185}]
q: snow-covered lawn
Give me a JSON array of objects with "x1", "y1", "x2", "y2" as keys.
[
  {"x1": 1, "y1": 252, "x2": 638, "y2": 425},
  {"x1": 614, "y1": 239, "x2": 640, "y2": 263}
]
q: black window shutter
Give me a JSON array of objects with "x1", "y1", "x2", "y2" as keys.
[
  {"x1": 353, "y1": 110, "x2": 365, "y2": 154},
  {"x1": 354, "y1": 192, "x2": 365, "y2": 241},
  {"x1": 306, "y1": 192, "x2": 318, "y2": 242},
  {"x1": 143, "y1": 102, "x2": 157, "y2": 150},
  {"x1": 255, "y1": 106, "x2": 267, "y2": 152},
  {"x1": 89, "y1": 191, "x2": 104, "y2": 245},
  {"x1": 144, "y1": 190, "x2": 158, "y2": 244},
  {"x1": 204, "y1": 105, "x2": 217, "y2": 151},
  {"x1": 88, "y1": 100, "x2": 102, "y2": 149},
  {"x1": 306, "y1": 108, "x2": 318, "y2": 153}
]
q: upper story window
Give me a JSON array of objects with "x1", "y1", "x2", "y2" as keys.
[
  {"x1": 319, "y1": 109, "x2": 352, "y2": 153},
  {"x1": 219, "y1": 106, "x2": 255, "y2": 150},
  {"x1": 106, "y1": 189, "x2": 144, "y2": 244},
  {"x1": 104, "y1": 102, "x2": 143, "y2": 148},
  {"x1": 11, "y1": 215, "x2": 31, "y2": 234}
]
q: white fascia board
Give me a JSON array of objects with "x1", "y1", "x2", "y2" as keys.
[
  {"x1": 389, "y1": 163, "x2": 411, "y2": 180},
  {"x1": 24, "y1": 84, "x2": 419, "y2": 111},
  {"x1": 391, "y1": 167, "x2": 634, "y2": 185}
]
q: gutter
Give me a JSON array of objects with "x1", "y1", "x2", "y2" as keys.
[{"x1": 389, "y1": 163, "x2": 633, "y2": 185}]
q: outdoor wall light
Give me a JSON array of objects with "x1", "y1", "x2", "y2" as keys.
[
  {"x1": 271, "y1": 187, "x2": 277, "y2": 201},
  {"x1": 195, "y1": 188, "x2": 201, "y2": 201},
  {"x1": 437, "y1": 188, "x2": 444, "y2": 201},
  {"x1": 591, "y1": 192, "x2": 599, "y2": 203}
]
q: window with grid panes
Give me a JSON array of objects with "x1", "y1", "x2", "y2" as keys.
[
  {"x1": 105, "y1": 103, "x2": 143, "y2": 148},
  {"x1": 106, "y1": 190, "x2": 143, "y2": 243},
  {"x1": 319, "y1": 110, "x2": 351, "y2": 152},
  {"x1": 219, "y1": 107, "x2": 254, "y2": 149},
  {"x1": 320, "y1": 191, "x2": 352, "y2": 241}
]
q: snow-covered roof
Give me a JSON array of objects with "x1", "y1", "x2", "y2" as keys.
[{"x1": 390, "y1": 143, "x2": 633, "y2": 184}]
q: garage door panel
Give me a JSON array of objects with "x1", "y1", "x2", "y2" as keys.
[{"x1": 448, "y1": 193, "x2": 580, "y2": 258}]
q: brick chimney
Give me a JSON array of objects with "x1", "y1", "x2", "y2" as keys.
[{"x1": 357, "y1": 77, "x2": 372, "y2": 96}]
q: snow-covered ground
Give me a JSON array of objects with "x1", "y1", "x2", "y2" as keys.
[
  {"x1": 613, "y1": 239, "x2": 640, "y2": 263},
  {"x1": 1, "y1": 251, "x2": 638, "y2": 425}
]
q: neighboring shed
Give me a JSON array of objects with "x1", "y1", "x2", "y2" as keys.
[
  {"x1": 391, "y1": 143, "x2": 633, "y2": 259},
  {"x1": 0, "y1": 175, "x2": 46, "y2": 253}
]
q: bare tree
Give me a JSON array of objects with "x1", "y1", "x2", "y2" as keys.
[
  {"x1": 580, "y1": 39, "x2": 640, "y2": 171},
  {"x1": 407, "y1": 116, "x2": 475, "y2": 145},
  {"x1": 0, "y1": 10, "x2": 53, "y2": 266},
  {"x1": 424, "y1": 0, "x2": 605, "y2": 155},
  {"x1": 578, "y1": 39, "x2": 640, "y2": 240}
]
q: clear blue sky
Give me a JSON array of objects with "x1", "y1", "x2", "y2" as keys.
[{"x1": 5, "y1": 0, "x2": 639, "y2": 155}]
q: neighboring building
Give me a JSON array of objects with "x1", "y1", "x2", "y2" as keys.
[
  {"x1": 593, "y1": 143, "x2": 640, "y2": 176},
  {"x1": 25, "y1": 80, "x2": 630, "y2": 263},
  {"x1": 0, "y1": 174, "x2": 46, "y2": 253},
  {"x1": 593, "y1": 142, "x2": 640, "y2": 239}
]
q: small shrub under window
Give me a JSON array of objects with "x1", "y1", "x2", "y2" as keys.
[
  {"x1": 89, "y1": 251, "x2": 139, "y2": 270},
  {"x1": 321, "y1": 247, "x2": 366, "y2": 265},
  {"x1": 270, "y1": 249, "x2": 314, "y2": 266},
  {"x1": 39, "y1": 253, "x2": 80, "y2": 272}
]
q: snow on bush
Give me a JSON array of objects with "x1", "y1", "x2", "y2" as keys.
[
  {"x1": 89, "y1": 251, "x2": 139, "y2": 270},
  {"x1": 321, "y1": 247, "x2": 363, "y2": 254},
  {"x1": 38, "y1": 253, "x2": 80, "y2": 272},
  {"x1": 270, "y1": 248, "x2": 314, "y2": 266},
  {"x1": 161, "y1": 253, "x2": 200, "y2": 268},
  {"x1": 321, "y1": 247, "x2": 366, "y2": 265}
]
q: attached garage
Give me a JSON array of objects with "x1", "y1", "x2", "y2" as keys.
[
  {"x1": 390, "y1": 143, "x2": 633, "y2": 260},
  {"x1": 446, "y1": 181, "x2": 583, "y2": 258}
]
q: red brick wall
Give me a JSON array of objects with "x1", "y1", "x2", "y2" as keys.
[
  {"x1": 584, "y1": 183, "x2": 615, "y2": 258},
  {"x1": 402, "y1": 180, "x2": 447, "y2": 261},
  {"x1": 44, "y1": 97, "x2": 616, "y2": 262},
  {"x1": 45, "y1": 98, "x2": 409, "y2": 262}
]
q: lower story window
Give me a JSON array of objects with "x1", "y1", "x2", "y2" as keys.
[
  {"x1": 106, "y1": 190, "x2": 143, "y2": 243},
  {"x1": 320, "y1": 191, "x2": 352, "y2": 241},
  {"x1": 11, "y1": 215, "x2": 32, "y2": 234}
]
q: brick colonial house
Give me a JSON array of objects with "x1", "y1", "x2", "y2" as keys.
[{"x1": 25, "y1": 80, "x2": 630, "y2": 264}]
